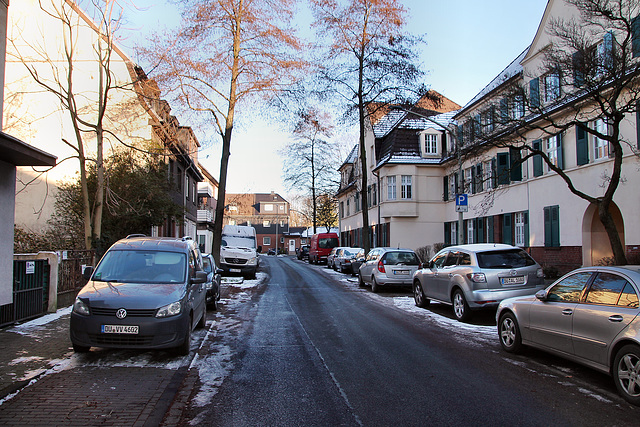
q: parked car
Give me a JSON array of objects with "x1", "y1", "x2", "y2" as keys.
[
  {"x1": 297, "y1": 245, "x2": 310, "y2": 260},
  {"x1": 327, "y1": 247, "x2": 342, "y2": 269},
  {"x1": 70, "y1": 235, "x2": 208, "y2": 355},
  {"x1": 413, "y1": 244, "x2": 545, "y2": 322},
  {"x1": 497, "y1": 266, "x2": 640, "y2": 406},
  {"x1": 349, "y1": 249, "x2": 366, "y2": 276},
  {"x1": 202, "y1": 254, "x2": 223, "y2": 310},
  {"x1": 267, "y1": 248, "x2": 276, "y2": 255},
  {"x1": 308, "y1": 232, "x2": 339, "y2": 264},
  {"x1": 334, "y1": 247, "x2": 363, "y2": 273},
  {"x1": 359, "y1": 248, "x2": 421, "y2": 293}
]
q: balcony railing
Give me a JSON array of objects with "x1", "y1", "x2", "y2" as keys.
[{"x1": 197, "y1": 209, "x2": 214, "y2": 223}]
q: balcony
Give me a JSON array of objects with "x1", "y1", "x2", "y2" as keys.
[{"x1": 197, "y1": 209, "x2": 214, "y2": 223}]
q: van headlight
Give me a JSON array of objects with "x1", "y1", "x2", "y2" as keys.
[
  {"x1": 248, "y1": 257, "x2": 257, "y2": 266},
  {"x1": 156, "y1": 301, "x2": 182, "y2": 318},
  {"x1": 73, "y1": 298, "x2": 90, "y2": 316}
]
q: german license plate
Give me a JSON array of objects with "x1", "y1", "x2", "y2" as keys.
[
  {"x1": 501, "y1": 276, "x2": 525, "y2": 285},
  {"x1": 101, "y1": 325, "x2": 139, "y2": 334},
  {"x1": 230, "y1": 268, "x2": 241, "y2": 273},
  {"x1": 394, "y1": 270, "x2": 410, "y2": 275}
]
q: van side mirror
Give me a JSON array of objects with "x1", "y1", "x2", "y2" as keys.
[
  {"x1": 192, "y1": 270, "x2": 208, "y2": 284},
  {"x1": 257, "y1": 245, "x2": 262, "y2": 253}
]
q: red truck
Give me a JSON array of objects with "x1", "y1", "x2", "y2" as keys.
[{"x1": 308, "y1": 232, "x2": 339, "y2": 264}]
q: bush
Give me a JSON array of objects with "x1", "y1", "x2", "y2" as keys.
[{"x1": 415, "y1": 246, "x2": 432, "y2": 264}]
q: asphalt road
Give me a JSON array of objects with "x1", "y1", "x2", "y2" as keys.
[{"x1": 186, "y1": 255, "x2": 640, "y2": 426}]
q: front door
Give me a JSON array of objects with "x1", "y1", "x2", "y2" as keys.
[{"x1": 289, "y1": 239, "x2": 296, "y2": 254}]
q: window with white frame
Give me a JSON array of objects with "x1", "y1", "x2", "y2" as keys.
[
  {"x1": 401, "y1": 175, "x2": 412, "y2": 199},
  {"x1": 544, "y1": 72, "x2": 560, "y2": 103},
  {"x1": 482, "y1": 109, "x2": 494, "y2": 134},
  {"x1": 467, "y1": 220, "x2": 474, "y2": 244},
  {"x1": 514, "y1": 212, "x2": 526, "y2": 247},
  {"x1": 346, "y1": 199, "x2": 350, "y2": 216},
  {"x1": 263, "y1": 220, "x2": 271, "y2": 227},
  {"x1": 450, "y1": 222, "x2": 457, "y2": 245},
  {"x1": 423, "y1": 133, "x2": 438, "y2": 155},
  {"x1": 263, "y1": 237, "x2": 271, "y2": 245},
  {"x1": 593, "y1": 119, "x2": 609, "y2": 160},
  {"x1": 485, "y1": 217, "x2": 493, "y2": 242},
  {"x1": 387, "y1": 176, "x2": 397, "y2": 200},
  {"x1": 464, "y1": 168, "x2": 473, "y2": 193},
  {"x1": 228, "y1": 219, "x2": 236, "y2": 226},
  {"x1": 484, "y1": 161, "x2": 493, "y2": 190},
  {"x1": 372, "y1": 183, "x2": 377, "y2": 206},
  {"x1": 546, "y1": 135, "x2": 560, "y2": 170},
  {"x1": 511, "y1": 95, "x2": 524, "y2": 119},
  {"x1": 264, "y1": 204, "x2": 273, "y2": 212}
]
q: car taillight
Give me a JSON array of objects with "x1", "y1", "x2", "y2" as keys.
[
  {"x1": 467, "y1": 273, "x2": 486, "y2": 283},
  {"x1": 537, "y1": 268, "x2": 544, "y2": 278},
  {"x1": 378, "y1": 259, "x2": 385, "y2": 273}
]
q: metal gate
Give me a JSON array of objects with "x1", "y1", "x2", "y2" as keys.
[
  {"x1": 57, "y1": 250, "x2": 94, "y2": 309},
  {"x1": 1, "y1": 259, "x2": 50, "y2": 326}
]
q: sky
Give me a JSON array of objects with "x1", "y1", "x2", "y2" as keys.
[{"x1": 117, "y1": 0, "x2": 549, "y2": 198}]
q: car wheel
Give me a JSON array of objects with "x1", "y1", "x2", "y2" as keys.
[
  {"x1": 613, "y1": 344, "x2": 640, "y2": 405},
  {"x1": 371, "y1": 276, "x2": 379, "y2": 293},
  {"x1": 413, "y1": 281, "x2": 430, "y2": 308},
  {"x1": 72, "y1": 343, "x2": 90, "y2": 353},
  {"x1": 452, "y1": 289, "x2": 472, "y2": 322},
  {"x1": 197, "y1": 305, "x2": 207, "y2": 329},
  {"x1": 498, "y1": 312, "x2": 523, "y2": 353},
  {"x1": 209, "y1": 297, "x2": 218, "y2": 311},
  {"x1": 358, "y1": 273, "x2": 365, "y2": 287},
  {"x1": 176, "y1": 320, "x2": 192, "y2": 356}
]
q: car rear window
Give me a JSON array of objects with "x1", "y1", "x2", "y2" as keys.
[
  {"x1": 476, "y1": 249, "x2": 536, "y2": 269},
  {"x1": 383, "y1": 251, "x2": 420, "y2": 266}
]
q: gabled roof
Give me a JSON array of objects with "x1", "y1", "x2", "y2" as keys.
[
  {"x1": 339, "y1": 144, "x2": 359, "y2": 170},
  {"x1": 458, "y1": 47, "x2": 529, "y2": 114},
  {"x1": 0, "y1": 133, "x2": 56, "y2": 166}
]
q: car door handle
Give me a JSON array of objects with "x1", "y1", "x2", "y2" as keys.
[
  {"x1": 609, "y1": 315, "x2": 624, "y2": 322},
  {"x1": 562, "y1": 309, "x2": 573, "y2": 316}
]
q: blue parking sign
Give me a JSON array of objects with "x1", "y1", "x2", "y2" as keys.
[{"x1": 455, "y1": 194, "x2": 468, "y2": 212}]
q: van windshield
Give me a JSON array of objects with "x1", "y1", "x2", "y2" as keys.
[
  {"x1": 319, "y1": 238, "x2": 339, "y2": 249},
  {"x1": 221, "y1": 236, "x2": 256, "y2": 249}
]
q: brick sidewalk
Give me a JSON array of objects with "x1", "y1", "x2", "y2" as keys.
[{"x1": 0, "y1": 309, "x2": 191, "y2": 426}]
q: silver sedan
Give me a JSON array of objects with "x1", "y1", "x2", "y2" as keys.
[{"x1": 497, "y1": 266, "x2": 640, "y2": 406}]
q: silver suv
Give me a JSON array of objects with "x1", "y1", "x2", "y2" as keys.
[
  {"x1": 412, "y1": 244, "x2": 545, "y2": 322},
  {"x1": 358, "y1": 248, "x2": 421, "y2": 293}
]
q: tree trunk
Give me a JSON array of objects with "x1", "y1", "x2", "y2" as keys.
[{"x1": 358, "y1": 54, "x2": 370, "y2": 254}]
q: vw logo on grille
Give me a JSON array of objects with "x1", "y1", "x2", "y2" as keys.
[{"x1": 116, "y1": 308, "x2": 127, "y2": 319}]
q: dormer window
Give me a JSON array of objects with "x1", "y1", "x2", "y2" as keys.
[{"x1": 420, "y1": 131, "x2": 440, "y2": 157}]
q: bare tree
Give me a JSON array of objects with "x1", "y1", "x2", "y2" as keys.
[
  {"x1": 143, "y1": 0, "x2": 305, "y2": 264},
  {"x1": 463, "y1": 0, "x2": 640, "y2": 265},
  {"x1": 311, "y1": 0, "x2": 426, "y2": 254},
  {"x1": 7, "y1": 0, "x2": 135, "y2": 250},
  {"x1": 281, "y1": 108, "x2": 337, "y2": 233}
]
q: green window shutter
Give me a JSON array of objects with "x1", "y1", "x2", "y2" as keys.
[
  {"x1": 530, "y1": 78, "x2": 540, "y2": 109},
  {"x1": 471, "y1": 166, "x2": 476, "y2": 194},
  {"x1": 524, "y1": 211, "x2": 530, "y2": 248},
  {"x1": 497, "y1": 152, "x2": 510, "y2": 185},
  {"x1": 576, "y1": 124, "x2": 589, "y2": 166},
  {"x1": 557, "y1": 132, "x2": 564, "y2": 170},
  {"x1": 443, "y1": 175, "x2": 449, "y2": 201},
  {"x1": 487, "y1": 216, "x2": 494, "y2": 243},
  {"x1": 457, "y1": 125, "x2": 464, "y2": 147},
  {"x1": 552, "y1": 206, "x2": 560, "y2": 247},
  {"x1": 532, "y1": 139, "x2": 543, "y2": 177},
  {"x1": 509, "y1": 147, "x2": 522, "y2": 182},
  {"x1": 475, "y1": 217, "x2": 485, "y2": 244},
  {"x1": 476, "y1": 163, "x2": 483, "y2": 192},
  {"x1": 491, "y1": 158, "x2": 498, "y2": 189},
  {"x1": 544, "y1": 205, "x2": 560, "y2": 248},
  {"x1": 573, "y1": 51, "x2": 584, "y2": 87},
  {"x1": 633, "y1": 15, "x2": 640, "y2": 58},
  {"x1": 444, "y1": 222, "x2": 451, "y2": 246},
  {"x1": 503, "y1": 213, "x2": 513, "y2": 245},
  {"x1": 454, "y1": 172, "x2": 459, "y2": 195}
]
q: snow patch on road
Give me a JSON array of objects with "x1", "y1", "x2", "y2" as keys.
[{"x1": 9, "y1": 306, "x2": 72, "y2": 337}]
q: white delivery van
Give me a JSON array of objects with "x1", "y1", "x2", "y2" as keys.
[{"x1": 220, "y1": 225, "x2": 258, "y2": 279}]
